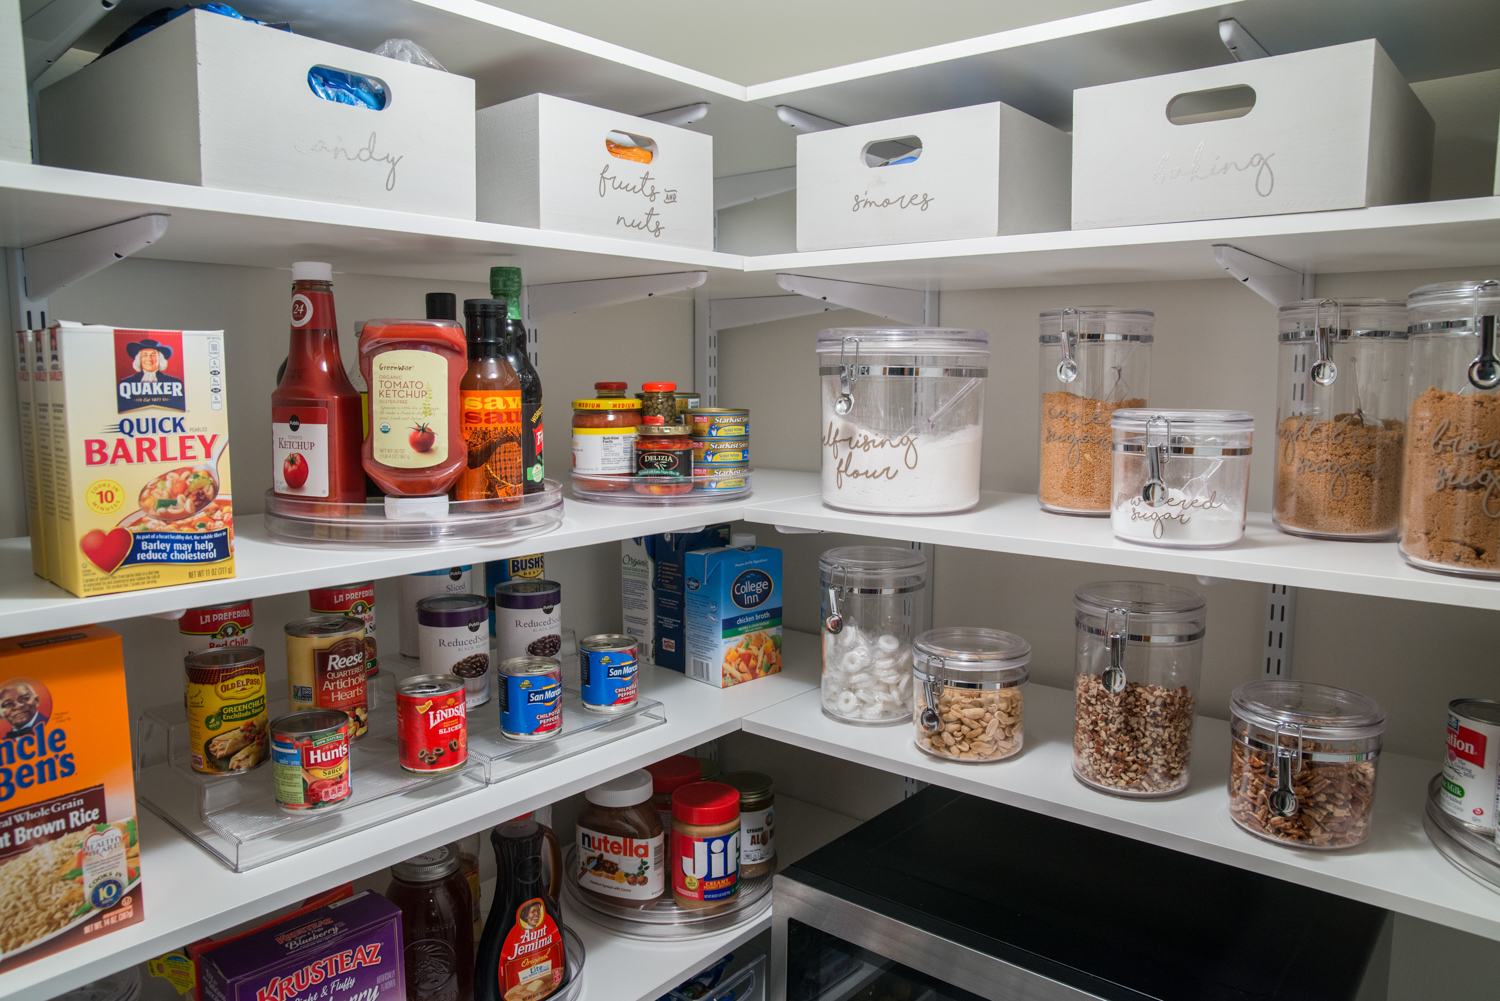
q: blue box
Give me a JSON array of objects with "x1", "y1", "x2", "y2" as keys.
[
  {"x1": 684, "y1": 545, "x2": 783, "y2": 688},
  {"x1": 651, "y1": 525, "x2": 730, "y2": 671}
]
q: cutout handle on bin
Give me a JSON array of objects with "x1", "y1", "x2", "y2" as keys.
[
  {"x1": 1165, "y1": 85, "x2": 1256, "y2": 125},
  {"x1": 606, "y1": 130, "x2": 657, "y2": 164},
  {"x1": 307, "y1": 66, "x2": 389, "y2": 110},
  {"x1": 862, "y1": 135, "x2": 923, "y2": 168}
]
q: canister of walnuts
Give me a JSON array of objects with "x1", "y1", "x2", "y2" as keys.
[
  {"x1": 418, "y1": 594, "x2": 492, "y2": 709},
  {"x1": 720, "y1": 771, "x2": 775, "y2": 877},
  {"x1": 912, "y1": 628, "x2": 1030, "y2": 763}
]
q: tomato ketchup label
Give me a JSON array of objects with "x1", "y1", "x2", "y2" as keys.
[
  {"x1": 671, "y1": 828, "x2": 739, "y2": 903},
  {"x1": 370, "y1": 350, "x2": 449, "y2": 468},
  {"x1": 499, "y1": 898, "x2": 564, "y2": 999},
  {"x1": 272, "y1": 405, "x2": 329, "y2": 497}
]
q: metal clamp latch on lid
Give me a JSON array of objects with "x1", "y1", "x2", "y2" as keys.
[
  {"x1": 919, "y1": 655, "x2": 945, "y2": 733},
  {"x1": 1469, "y1": 280, "x2": 1500, "y2": 391},
  {"x1": 1142, "y1": 415, "x2": 1171, "y2": 508},
  {"x1": 1055, "y1": 306, "x2": 1080, "y2": 384},
  {"x1": 1270, "y1": 723, "x2": 1304, "y2": 817},
  {"x1": 835, "y1": 335, "x2": 861, "y2": 415},
  {"x1": 1311, "y1": 298, "x2": 1340, "y2": 387},
  {"x1": 1101, "y1": 606, "x2": 1129, "y2": 695}
]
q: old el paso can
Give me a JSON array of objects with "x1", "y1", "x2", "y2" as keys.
[
  {"x1": 579, "y1": 634, "x2": 639, "y2": 714},
  {"x1": 396, "y1": 674, "x2": 468, "y2": 775},
  {"x1": 271, "y1": 708, "x2": 352, "y2": 813},
  {"x1": 498, "y1": 655, "x2": 563, "y2": 742}
]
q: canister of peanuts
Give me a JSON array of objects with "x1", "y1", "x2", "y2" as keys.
[
  {"x1": 1440, "y1": 699, "x2": 1500, "y2": 831},
  {"x1": 912, "y1": 628, "x2": 1030, "y2": 763},
  {"x1": 396, "y1": 674, "x2": 468, "y2": 775}
]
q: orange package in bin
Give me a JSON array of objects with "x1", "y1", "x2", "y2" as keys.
[{"x1": 0, "y1": 626, "x2": 143, "y2": 973}]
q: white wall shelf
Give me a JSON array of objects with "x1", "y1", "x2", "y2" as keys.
[{"x1": 742, "y1": 681, "x2": 1500, "y2": 943}]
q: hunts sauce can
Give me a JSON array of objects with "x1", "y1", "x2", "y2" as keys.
[
  {"x1": 285, "y1": 615, "x2": 369, "y2": 738},
  {"x1": 272, "y1": 709, "x2": 352, "y2": 812},
  {"x1": 579, "y1": 634, "x2": 639, "y2": 714},
  {"x1": 308, "y1": 581, "x2": 378, "y2": 676},
  {"x1": 185, "y1": 646, "x2": 268, "y2": 774},
  {"x1": 396, "y1": 674, "x2": 468, "y2": 775},
  {"x1": 179, "y1": 600, "x2": 255, "y2": 657},
  {"x1": 498, "y1": 655, "x2": 563, "y2": 742},
  {"x1": 1441, "y1": 699, "x2": 1500, "y2": 831}
]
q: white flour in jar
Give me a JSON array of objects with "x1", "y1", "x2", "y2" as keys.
[{"x1": 821, "y1": 420, "x2": 982, "y2": 513}]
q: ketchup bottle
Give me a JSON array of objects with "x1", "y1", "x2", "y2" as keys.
[
  {"x1": 475, "y1": 815, "x2": 566, "y2": 1001},
  {"x1": 272, "y1": 262, "x2": 365, "y2": 503}
]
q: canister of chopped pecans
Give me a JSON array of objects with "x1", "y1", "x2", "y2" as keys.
[{"x1": 912, "y1": 627, "x2": 1029, "y2": 763}]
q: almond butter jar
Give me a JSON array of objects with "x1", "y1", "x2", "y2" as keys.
[
  {"x1": 576, "y1": 770, "x2": 665, "y2": 908},
  {"x1": 913, "y1": 627, "x2": 1030, "y2": 763}
]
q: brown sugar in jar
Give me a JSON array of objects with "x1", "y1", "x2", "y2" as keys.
[{"x1": 575, "y1": 769, "x2": 665, "y2": 908}]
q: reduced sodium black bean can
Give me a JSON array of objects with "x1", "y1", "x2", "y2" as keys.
[
  {"x1": 494, "y1": 580, "x2": 562, "y2": 662},
  {"x1": 271, "y1": 708, "x2": 352, "y2": 813},
  {"x1": 579, "y1": 634, "x2": 639, "y2": 714}
]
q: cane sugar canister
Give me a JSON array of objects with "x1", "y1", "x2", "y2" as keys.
[
  {"x1": 1111, "y1": 409, "x2": 1254, "y2": 548},
  {"x1": 817, "y1": 328, "x2": 989, "y2": 514}
]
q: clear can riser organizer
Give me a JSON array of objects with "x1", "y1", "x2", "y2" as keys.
[
  {"x1": 263, "y1": 479, "x2": 563, "y2": 545},
  {"x1": 820, "y1": 546, "x2": 928, "y2": 726},
  {"x1": 817, "y1": 327, "x2": 989, "y2": 515},
  {"x1": 568, "y1": 469, "x2": 752, "y2": 504},
  {"x1": 1111, "y1": 409, "x2": 1254, "y2": 549}
]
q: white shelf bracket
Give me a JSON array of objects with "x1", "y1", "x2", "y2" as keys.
[
  {"x1": 710, "y1": 294, "x2": 841, "y2": 331},
  {"x1": 8, "y1": 213, "x2": 169, "y2": 331},
  {"x1": 1218, "y1": 18, "x2": 1269, "y2": 61},
  {"x1": 641, "y1": 102, "x2": 709, "y2": 127},
  {"x1": 23, "y1": 0, "x2": 119, "y2": 82},
  {"x1": 523, "y1": 271, "x2": 706, "y2": 322},
  {"x1": 1264, "y1": 584, "x2": 1298, "y2": 678},
  {"x1": 714, "y1": 167, "x2": 797, "y2": 211},
  {"x1": 1213, "y1": 245, "x2": 1314, "y2": 308},
  {"x1": 777, "y1": 273, "x2": 935, "y2": 325},
  {"x1": 775, "y1": 105, "x2": 844, "y2": 133}
]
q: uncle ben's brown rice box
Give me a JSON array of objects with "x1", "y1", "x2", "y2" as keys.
[
  {"x1": 37, "y1": 322, "x2": 234, "y2": 597},
  {"x1": 0, "y1": 626, "x2": 143, "y2": 974}
]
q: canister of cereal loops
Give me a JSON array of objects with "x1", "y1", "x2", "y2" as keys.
[
  {"x1": 494, "y1": 580, "x2": 562, "y2": 662},
  {"x1": 579, "y1": 634, "x2": 639, "y2": 714},
  {"x1": 497, "y1": 655, "x2": 563, "y2": 742},
  {"x1": 309, "y1": 581, "x2": 378, "y2": 676},
  {"x1": 179, "y1": 600, "x2": 255, "y2": 657},
  {"x1": 687, "y1": 408, "x2": 748, "y2": 439},
  {"x1": 185, "y1": 646, "x2": 268, "y2": 774},
  {"x1": 285, "y1": 615, "x2": 370, "y2": 738},
  {"x1": 272, "y1": 709, "x2": 352, "y2": 812},
  {"x1": 396, "y1": 674, "x2": 468, "y2": 775},
  {"x1": 1440, "y1": 699, "x2": 1500, "y2": 831}
]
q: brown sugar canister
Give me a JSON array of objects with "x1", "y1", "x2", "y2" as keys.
[
  {"x1": 576, "y1": 770, "x2": 664, "y2": 908},
  {"x1": 670, "y1": 781, "x2": 741, "y2": 910}
]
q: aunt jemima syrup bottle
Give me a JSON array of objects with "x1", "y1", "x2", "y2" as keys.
[{"x1": 476, "y1": 814, "x2": 566, "y2": 1001}]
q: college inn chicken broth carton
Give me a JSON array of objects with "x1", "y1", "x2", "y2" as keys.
[
  {"x1": 29, "y1": 323, "x2": 234, "y2": 597},
  {"x1": 684, "y1": 545, "x2": 783, "y2": 688}
]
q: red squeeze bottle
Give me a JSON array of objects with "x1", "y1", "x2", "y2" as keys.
[
  {"x1": 359, "y1": 318, "x2": 469, "y2": 498},
  {"x1": 272, "y1": 262, "x2": 365, "y2": 503}
]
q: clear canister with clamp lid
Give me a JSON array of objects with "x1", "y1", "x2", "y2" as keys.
[
  {"x1": 1072, "y1": 581, "x2": 1205, "y2": 798},
  {"x1": 913, "y1": 627, "x2": 1029, "y2": 763},
  {"x1": 819, "y1": 546, "x2": 928, "y2": 725},
  {"x1": 1111, "y1": 409, "x2": 1255, "y2": 548},
  {"x1": 1228, "y1": 680, "x2": 1385, "y2": 849}
]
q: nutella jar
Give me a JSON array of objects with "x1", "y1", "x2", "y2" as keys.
[
  {"x1": 645, "y1": 755, "x2": 702, "y2": 832},
  {"x1": 575, "y1": 770, "x2": 665, "y2": 908}
]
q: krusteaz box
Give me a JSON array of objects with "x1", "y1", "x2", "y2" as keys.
[{"x1": 684, "y1": 545, "x2": 783, "y2": 689}]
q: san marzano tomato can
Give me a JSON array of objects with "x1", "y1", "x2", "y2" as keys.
[
  {"x1": 397, "y1": 674, "x2": 469, "y2": 775},
  {"x1": 271, "y1": 708, "x2": 352, "y2": 813}
]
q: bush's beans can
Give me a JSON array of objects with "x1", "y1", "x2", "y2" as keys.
[
  {"x1": 180, "y1": 600, "x2": 255, "y2": 658},
  {"x1": 185, "y1": 646, "x2": 268, "y2": 774},
  {"x1": 309, "y1": 581, "x2": 378, "y2": 676},
  {"x1": 1440, "y1": 699, "x2": 1500, "y2": 831},
  {"x1": 579, "y1": 634, "x2": 639, "y2": 714},
  {"x1": 418, "y1": 594, "x2": 492, "y2": 709},
  {"x1": 486, "y1": 554, "x2": 545, "y2": 636},
  {"x1": 285, "y1": 615, "x2": 369, "y2": 738},
  {"x1": 272, "y1": 709, "x2": 352, "y2": 812},
  {"x1": 398, "y1": 566, "x2": 472, "y2": 659},
  {"x1": 494, "y1": 580, "x2": 562, "y2": 662},
  {"x1": 687, "y1": 408, "x2": 748, "y2": 439},
  {"x1": 498, "y1": 655, "x2": 563, "y2": 742},
  {"x1": 396, "y1": 675, "x2": 468, "y2": 775}
]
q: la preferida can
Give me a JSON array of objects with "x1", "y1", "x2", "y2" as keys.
[
  {"x1": 579, "y1": 634, "x2": 639, "y2": 714},
  {"x1": 396, "y1": 674, "x2": 468, "y2": 774},
  {"x1": 185, "y1": 646, "x2": 268, "y2": 774},
  {"x1": 308, "y1": 581, "x2": 378, "y2": 676},
  {"x1": 398, "y1": 565, "x2": 472, "y2": 658},
  {"x1": 498, "y1": 655, "x2": 563, "y2": 741},
  {"x1": 494, "y1": 580, "x2": 563, "y2": 661},
  {"x1": 1440, "y1": 699, "x2": 1500, "y2": 831},
  {"x1": 284, "y1": 615, "x2": 369, "y2": 738},
  {"x1": 687, "y1": 408, "x2": 749, "y2": 439},
  {"x1": 37, "y1": 323, "x2": 234, "y2": 598},
  {"x1": 271, "y1": 709, "x2": 352, "y2": 812},
  {"x1": 179, "y1": 600, "x2": 254, "y2": 657},
  {"x1": 418, "y1": 594, "x2": 492, "y2": 709}
]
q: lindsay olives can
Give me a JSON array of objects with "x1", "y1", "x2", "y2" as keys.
[
  {"x1": 396, "y1": 675, "x2": 468, "y2": 775},
  {"x1": 579, "y1": 634, "x2": 639, "y2": 714},
  {"x1": 272, "y1": 709, "x2": 352, "y2": 812},
  {"x1": 688, "y1": 408, "x2": 748, "y2": 439},
  {"x1": 498, "y1": 655, "x2": 563, "y2": 742}
]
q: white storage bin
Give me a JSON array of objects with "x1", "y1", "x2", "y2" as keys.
[
  {"x1": 477, "y1": 93, "x2": 713, "y2": 250},
  {"x1": 1071, "y1": 39, "x2": 1432, "y2": 230},
  {"x1": 796, "y1": 102, "x2": 1070, "y2": 251},
  {"x1": 37, "y1": 11, "x2": 476, "y2": 218},
  {"x1": 0, "y1": 0, "x2": 28, "y2": 163}
]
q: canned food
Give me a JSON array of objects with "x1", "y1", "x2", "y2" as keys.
[
  {"x1": 494, "y1": 580, "x2": 563, "y2": 661},
  {"x1": 284, "y1": 615, "x2": 369, "y2": 738},
  {"x1": 179, "y1": 600, "x2": 254, "y2": 658},
  {"x1": 673, "y1": 391, "x2": 701, "y2": 423},
  {"x1": 486, "y1": 555, "x2": 544, "y2": 637},
  {"x1": 691, "y1": 439, "x2": 750, "y2": 466},
  {"x1": 271, "y1": 709, "x2": 352, "y2": 812},
  {"x1": 308, "y1": 581, "x2": 378, "y2": 676},
  {"x1": 398, "y1": 566, "x2": 472, "y2": 659},
  {"x1": 185, "y1": 646, "x2": 268, "y2": 774},
  {"x1": 1441, "y1": 699, "x2": 1500, "y2": 831},
  {"x1": 579, "y1": 634, "x2": 639, "y2": 714},
  {"x1": 696, "y1": 467, "x2": 749, "y2": 492},
  {"x1": 418, "y1": 593, "x2": 492, "y2": 709},
  {"x1": 687, "y1": 408, "x2": 749, "y2": 438},
  {"x1": 498, "y1": 655, "x2": 563, "y2": 742},
  {"x1": 396, "y1": 675, "x2": 468, "y2": 775}
]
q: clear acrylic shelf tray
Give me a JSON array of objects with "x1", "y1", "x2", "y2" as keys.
[
  {"x1": 137, "y1": 660, "x2": 665, "y2": 871},
  {"x1": 561, "y1": 847, "x2": 772, "y2": 940},
  {"x1": 1424, "y1": 775, "x2": 1500, "y2": 894},
  {"x1": 569, "y1": 470, "x2": 752, "y2": 505},
  {"x1": 262, "y1": 479, "x2": 564, "y2": 545}
]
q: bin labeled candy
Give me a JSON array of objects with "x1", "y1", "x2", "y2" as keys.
[{"x1": 913, "y1": 627, "x2": 1029, "y2": 762}]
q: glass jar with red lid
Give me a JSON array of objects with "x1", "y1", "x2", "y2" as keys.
[
  {"x1": 595, "y1": 381, "x2": 628, "y2": 399},
  {"x1": 573, "y1": 397, "x2": 641, "y2": 491},
  {"x1": 645, "y1": 754, "x2": 702, "y2": 831},
  {"x1": 635, "y1": 417, "x2": 694, "y2": 495},
  {"x1": 640, "y1": 381, "x2": 678, "y2": 422}
]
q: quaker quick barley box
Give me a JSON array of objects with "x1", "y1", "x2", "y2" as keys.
[{"x1": 684, "y1": 545, "x2": 783, "y2": 688}]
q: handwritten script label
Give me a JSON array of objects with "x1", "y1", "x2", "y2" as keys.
[
  {"x1": 1043, "y1": 404, "x2": 1112, "y2": 467},
  {"x1": 1152, "y1": 142, "x2": 1275, "y2": 198},
  {"x1": 822, "y1": 422, "x2": 919, "y2": 490},
  {"x1": 598, "y1": 165, "x2": 673, "y2": 238},
  {"x1": 1123, "y1": 490, "x2": 1227, "y2": 539},
  {"x1": 1428, "y1": 418, "x2": 1500, "y2": 518},
  {"x1": 851, "y1": 191, "x2": 936, "y2": 214},
  {"x1": 295, "y1": 133, "x2": 402, "y2": 191}
]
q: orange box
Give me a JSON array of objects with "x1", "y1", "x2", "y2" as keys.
[{"x1": 0, "y1": 626, "x2": 143, "y2": 973}]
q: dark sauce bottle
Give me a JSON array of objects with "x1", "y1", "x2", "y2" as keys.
[
  {"x1": 474, "y1": 815, "x2": 565, "y2": 1001},
  {"x1": 489, "y1": 266, "x2": 544, "y2": 492}
]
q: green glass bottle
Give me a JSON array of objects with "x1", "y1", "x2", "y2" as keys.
[{"x1": 490, "y1": 266, "x2": 544, "y2": 492}]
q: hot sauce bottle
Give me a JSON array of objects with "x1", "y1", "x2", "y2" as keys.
[
  {"x1": 476, "y1": 814, "x2": 566, "y2": 1001},
  {"x1": 358, "y1": 319, "x2": 468, "y2": 499},
  {"x1": 272, "y1": 262, "x2": 365, "y2": 503},
  {"x1": 455, "y1": 299, "x2": 523, "y2": 502},
  {"x1": 490, "y1": 267, "x2": 544, "y2": 493}
]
